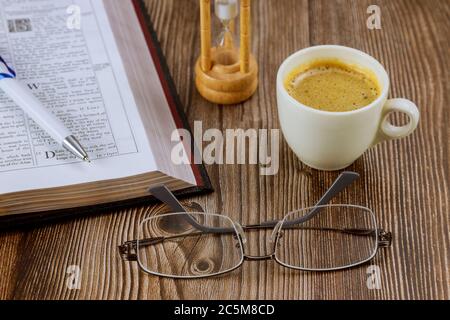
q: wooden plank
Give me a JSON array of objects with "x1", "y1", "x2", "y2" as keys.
[{"x1": 0, "y1": 0, "x2": 448, "y2": 300}]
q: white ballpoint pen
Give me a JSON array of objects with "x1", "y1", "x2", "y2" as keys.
[{"x1": 0, "y1": 56, "x2": 90, "y2": 162}]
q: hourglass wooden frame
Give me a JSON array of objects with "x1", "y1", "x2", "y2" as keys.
[{"x1": 195, "y1": 0, "x2": 258, "y2": 105}]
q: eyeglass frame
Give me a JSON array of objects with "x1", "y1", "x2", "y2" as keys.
[{"x1": 119, "y1": 171, "x2": 393, "y2": 279}]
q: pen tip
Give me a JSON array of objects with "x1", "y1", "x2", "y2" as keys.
[{"x1": 83, "y1": 156, "x2": 91, "y2": 163}]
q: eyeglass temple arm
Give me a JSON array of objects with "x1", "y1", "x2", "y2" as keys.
[
  {"x1": 260, "y1": 171, "x2": 360, "y2": 227},
  {"x1": 316, "y1": 171, "x2": 360, "y2": 206},
  {"x1": 295, "y1": 171, "x2": 360, "y2": 224},
  {"x1": 149, "y1": 185, "x2": 233, "y2": 233}
]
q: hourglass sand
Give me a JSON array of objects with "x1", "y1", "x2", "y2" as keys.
[{"x1": 195, "y1": 0, "x2": 258, "y2": 105}]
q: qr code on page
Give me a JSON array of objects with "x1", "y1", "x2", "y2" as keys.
[{"x1": 8, "y1": 18, "x2": 32, "y2": 33}]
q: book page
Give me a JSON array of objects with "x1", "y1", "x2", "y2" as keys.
[{"x1": 0, "y1": 0, "x2": 157, "y2": 194}]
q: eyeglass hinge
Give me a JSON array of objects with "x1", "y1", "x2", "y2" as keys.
[
  {"x1": 378, "y1": 230, "x2": 392, "y2": 247},
  {"x1": 118, "y1": 240, "x2": 138, "y2": 262}
]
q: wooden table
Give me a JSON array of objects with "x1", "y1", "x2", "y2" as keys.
[{"x1": 0, "y1": 0, "x2": 448, "y2": 300}]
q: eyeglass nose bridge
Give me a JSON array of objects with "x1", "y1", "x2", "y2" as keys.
[
  {"x1": 233, "y1": 221, "x2": 284, "y2": 245},
  {"x1": 244, "y1": 254, "x2": 275, "y2": 261},
  {"x1": 233, "y1": 221, "x2": 284, "y2": 261}
]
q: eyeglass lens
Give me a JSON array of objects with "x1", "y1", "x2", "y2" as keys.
[
  {"x1": 137, "y1": 213, "x2": 243, "y2": 278},
  {"x1": 276, "y1": 205, "x2": 378, "y2": 270}
]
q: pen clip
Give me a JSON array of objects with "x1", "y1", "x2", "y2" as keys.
[{"x1": 0, "y1": 56, "x2": 16, "y2": 80}]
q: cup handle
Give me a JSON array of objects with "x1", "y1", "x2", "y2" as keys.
[{"x1": 373, "y1": 98, "x2": 420, "y2": 145}]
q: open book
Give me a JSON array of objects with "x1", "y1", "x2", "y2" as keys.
[{"x1": 0, "y1": 0, "x2": 211, "y2": 225}]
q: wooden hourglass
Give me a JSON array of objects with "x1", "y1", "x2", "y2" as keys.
[{"x1": 195, "y1": 0, "x2": 258, "y2": 105}]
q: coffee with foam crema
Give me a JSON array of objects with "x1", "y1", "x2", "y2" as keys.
[{"x1": 284, "y1": 59, "x2": 381, "y2": 112}]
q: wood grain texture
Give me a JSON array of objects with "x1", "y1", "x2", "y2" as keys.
[{"x1": 0, "y1": 0, "x2": 448, "y2": 300}]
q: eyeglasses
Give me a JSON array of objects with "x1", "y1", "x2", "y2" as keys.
[{"x1": 119, "y1": 172, "x2": 392, "y2": 279}]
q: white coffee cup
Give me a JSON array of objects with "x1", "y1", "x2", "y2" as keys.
[{"x1": 276, "y1": 45, "x2": 420, "y2": 171}]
